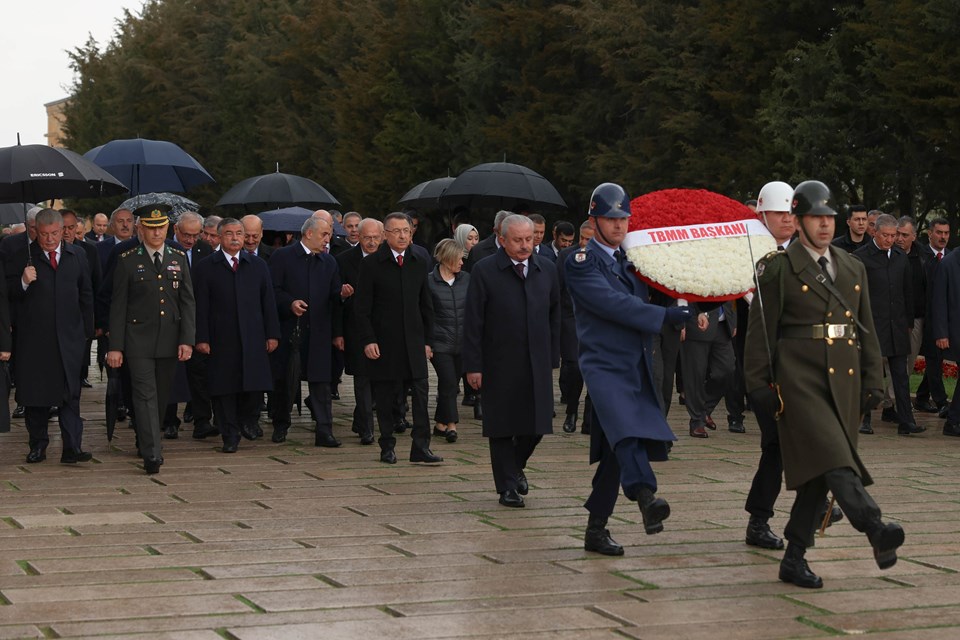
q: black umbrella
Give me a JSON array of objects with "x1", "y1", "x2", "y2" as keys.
[
  {"x1": 0, "y1": 202, "x2": 36, "y2": 225},
  {"x1": 258, "y1": 206, "x2": 314, "y2": 232},
  {"x1": 286, "y1": 319, "x2": 303, "y2": 418},
  {"x1": 439, "y1": 162, "x2": 566, "y2": 211},
  {"x1": 105, "y1": 367, "x2": 122, "y2": 442},
  {"x1": 84, "y1": 138, "x2": 214, "y2": 196},
  {"x1": 217, "y1": 169, "x2": 339, "y2": 209},
  {"x1": 0, "y1": 142, "x2": 128, "y2": 204},
  {"x1": 398, "y1": 177, "x2": 455, "y2": 209}
]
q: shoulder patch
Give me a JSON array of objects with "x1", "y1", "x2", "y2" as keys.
[
  {"x1": 755, "y1": 250, "x2": 784, "y2": 284},
  {"x1": 574, "y1": 251, "x2": 586, "y2": 263},
  {"x1": 120, "y1": 247, "x2": 138, "y2": 258}
]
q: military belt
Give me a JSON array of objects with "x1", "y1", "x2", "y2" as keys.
[{"x1": 781, "y1": 324, "x2": 857, "y2": 340}]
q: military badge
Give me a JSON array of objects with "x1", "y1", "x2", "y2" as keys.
[{"x1": 575, "y1": 252, "x2": 586, "y2": 263}]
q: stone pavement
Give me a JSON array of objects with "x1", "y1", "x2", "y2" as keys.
[{"x1": 0, "y1": 372, "x2": 959, "y2": 639}]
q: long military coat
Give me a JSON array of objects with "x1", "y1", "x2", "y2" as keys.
[
  {"x1": 193, "y1": 251, "x2": 280, "y2": 396},
  {"x1": 9, "y1": 242, "x2": 93, "y2": 406},
  {"x1": 744, "y1": 243, "x2": 883, "y2": 490},
  {"x1": 564, "y1": 239, "x2": 674, "y2": 462},
  {"x1": 462, "y1": 249, "x2": 560, "y2": 438}
]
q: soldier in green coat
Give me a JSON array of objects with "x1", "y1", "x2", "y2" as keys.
[
  {"x1": 107, "y1": 205, "x2": 196, "y2": 474},
  {"x1": 744, "y1": 181, "x2": 905, "y2": 589}
]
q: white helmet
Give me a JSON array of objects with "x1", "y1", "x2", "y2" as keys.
[{"x1": 756, "y1": 181, "x2": 794, "y2": 213}]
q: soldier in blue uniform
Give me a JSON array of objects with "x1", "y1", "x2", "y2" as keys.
[{"x1": 565, "y1": 183, "x2": 691, "y2": 555}]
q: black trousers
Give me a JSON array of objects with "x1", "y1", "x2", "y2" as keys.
[
  {"x1": 681, "y1": 333, "x2": 735, "y2": 426},
  {"x1": 431, "y1": 352, "x2": 461, "y2": 424},
  {"x1": 886, "y1": 354, "x2": 914, "y2": 425},
  {"x1": 305, "y1": 381, "x2": 334, "y2": 436},
  {"x1": 185, "y1": 351, "x2": 214, "y2": 428},
  {"x1": 783, "y1": 467, "x2": 881, "y2": 549},
  {"x1": 372, "y1": 377, "x2": 430, "y2": 453},
  {"x1": 488, "y1": 434, "x2": 542, "y2": 494},
  {"x1": 653, "y1": 324, "x2": 682, "y2": 416},
  {"x1": 212, "y1": 391, "x2": 260, "y2": 446},
  {"x1": 917, "y1": 346, "x2": 948, "y2": 406},
  {"x1": 351, "y1": 374, "x2": 374, "y2": 437},
  {"x1": 559, "y1": 357, "x2": 584, "y2": 416},
  {"x1": 127, "y1": 356, "x2": 177, "y2": 460},
  {"x1": 25, "y1": 392, "x2": 83, "y2": 452},
  {"x1": 724, "y1": 323, "x2": 747, "y2": 421},
  {"x1": 744, "y1": 408, "x2": 783, "y2": 520}
]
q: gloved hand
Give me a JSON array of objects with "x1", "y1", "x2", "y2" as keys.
[
  {"x1": 861, "y1": 388, "x2": 884, "y2": 413},
  {"x1": 664, "y1": 306, "x2": 693, "y2": 325},
  {"x1": 748, "y1": 385, "x2": 781, "y2": 418}
]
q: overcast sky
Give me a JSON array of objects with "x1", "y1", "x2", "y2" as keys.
[{"x1": 1, "y1": 1, "x2": 143, "y2": 148}]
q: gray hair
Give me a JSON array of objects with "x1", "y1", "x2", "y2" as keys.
[
  {"x1": 203, "y1": 215, "x2": 222, "y2": 230},
  {"x1": 493, "y1": 210, "x2": 512, "y2": 232},
  {"x1": 109, "y1": 207, "x2": 132, "y2": 223},
  {"x1": 384, "y1": 211, "x2": 412, "y2": 227},
  {"x1": 35, "y1": 208, "x2": 63, "y2": 227},
  {"x1": 26, "y1": 205, "x2": 43, "y2": 223},
  {"x1": 301, "y1": 215, "x2": 331, "y2": 235},
  {"x1": 343, "y1": 211, "x2": 362, "y2": 224},
  {"x1": 897, "y1": 215, "x2": 916, "y2": 232},
  {"x1": 453, "y1": 223, "x2": 478, "y2": 250},
  {"x1": 500, "y1": 214, "x2": 534, "y2": 238},
  {"x1": 875, "y1": 213, "x2": 898, "y2": 230},
  {"x1": 217, "y1": 217, "x2": 241, "y2": 232},
  {"x1": 177, "y1": 211, "x2": 203, "y2": 227}
]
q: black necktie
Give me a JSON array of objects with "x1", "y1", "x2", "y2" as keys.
[
  {"x1": 154, "y1": 251, "x2": 162, "y2": 272},
  {"x1": 818, "y1": 256, "x2": 832, "y2": 283},
  {"x1": 513, "y1": 263, "x2": 525, "y2": 279},
  {"x1": 776, "y1": 245, "x2": 784, "y2": 251},
  {"x1": 613, "y1": 249, "x2": 624, "y2": 264}
]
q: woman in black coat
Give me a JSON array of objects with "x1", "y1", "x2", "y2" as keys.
[{"x1": 428, "y1": 239, "x2": 470, "y2": 442}]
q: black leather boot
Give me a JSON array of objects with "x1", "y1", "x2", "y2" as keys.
[
  {"x1": 779, "y1": 543, "x2": 823, "y2": 588},
  {"x1": 637, "y1": 487, "x2": 670, "y2": 535},
  {"x1": 868, "y1": 522, "x2": 905, "y2": 570},
  {"x1": 562, "y1": 413, "x2": 577, "y2": 433},
  {"x1": 745, "y1": 515, "x2": 784, "y2": 549},
  {"x1": 584, "y1": 515, "x2": 624, "y2": 556}
]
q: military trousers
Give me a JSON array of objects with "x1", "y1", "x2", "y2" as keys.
[
  {"x1": 127, "y1": 356, "x2": 177, "y2": 461},
  {"x1": 784, "y1": 467, "x2": 881, "y2": 549}
]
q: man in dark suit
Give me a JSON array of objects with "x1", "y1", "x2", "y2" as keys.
[
  {"x1": 9, "y1": 209, "x2": 94, "y2": 464},
  {"x1": 832, "y1": 205, "x2": 869, "y2": 253},
  {"x1": 354, "y1": 212, "x2": 441, "y2": 465},
  {"x1": 931, "y1": 232, "x2": 960, "y2": 436},
  {"x1": 0, "y1": 206, "x2": 40, "y2": 261},
  {"x1": 172, "y1": 212, "x2": 216, "y2": 438},
  {"x1": 556, "y1": 222, "x2": 594, "y2": 433},
  {"x1": 463, "y1": 214, "x2": 560, "y2": 508},
  {"x1": 85, "y1": 213, "x2": 109, "y2": 243},
  {"x1": 241, "y1": 214, "x2": 273, "y2": 260},
  {"x1": 916, "y1": 217, "x2": 951, "y2": 414},
  {"x1": 268, "y1": 216, "x2": 343, "y2": 445},
  {"x1": 538, "y1": 221, "x2": 575, "y2": 263},
  {"x1": 107, "y1": 206, "x2": 195, "y2": 474},
  {"x1": 463, "y1": 210, "x2": 512, "y2": 272},
  {"x1": 194, "y1": 218, "x2": 280, "y2": 453},
  {"x1": 853, "y1": 213, "x2": 922, "y2": 435},
  {"x1": 681, "y1": 303, "x2": 736, "y2": 438},
  {"x1": 336, "y1": 218, "x2": 383, "y2": 444},
  {"x1": 96, "y1": 208, "x2": 135, "y2": 272},
  {"x1": 60, "y1": 209, "x2": 101, "y2": 389}
]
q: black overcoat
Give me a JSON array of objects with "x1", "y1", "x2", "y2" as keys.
[
  {"x1": 193, "y1": 251, "x2": 280, "y2": 396},
  {"x1": 462, "y1": 249, "x2": 560, "y2": 438},
  {"x1": 853, "y1": 242, "x2": 913, "y2": 357},
  {"x1": 9, "y1": 242, "x2": 93, "y2": 406},
  {"x1": 353, "y1": 243, "x2": 434, "y2": 381},
  {"x1": 269, "y1": 244, "x2": 343, "y2": 382},
  {"x1": 556, "y1": 245, "x2": 580, "y2": 361},
  {"x1": 931, "y1": 249, "x2": 960, "y2": 360},
  {"x1": 336, "y1": 245, "x2": 366, "y2": 375}
]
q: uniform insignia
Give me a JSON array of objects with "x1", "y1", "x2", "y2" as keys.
[
  {"x1": 756, "y1": 262, "x2": 765, "y2": 277},
  {"x1": 167, "y1": 264, "x2": 181, "y2": 272},
  {"x1": 575, "y1": 252, "x2": 586, "y2": 263},
  {"x1": 173, "y1": 281, "x2": 179, "y2": 289}
]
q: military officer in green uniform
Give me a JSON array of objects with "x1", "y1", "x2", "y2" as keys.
[
  {"x1": 744, "y1": 180, "x2": 905, "y2": 589},
  {"x1": 107, "y1": 205, "x2": 196, "y2": 474}
]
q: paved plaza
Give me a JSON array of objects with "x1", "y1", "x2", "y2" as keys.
[{"x1": 0, "y1": 371, "x2": 958, "y2": 639}]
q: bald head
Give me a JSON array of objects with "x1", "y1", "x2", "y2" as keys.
[
  {"x1": 312, "y1": 209, "x2": 334, "y2": 226},
  {"x1": 241, "y1": 214, "x2": 264, "y2": 252}
]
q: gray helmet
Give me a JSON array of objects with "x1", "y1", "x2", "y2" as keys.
[{"x1": 588, "y1": 183, "x2": 631, "y2": 218}]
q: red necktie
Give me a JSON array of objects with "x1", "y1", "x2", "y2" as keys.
[
  {"x1": 397, "y1": 254, "x2": 403, "y2": 267},
  {"x1": 938, "y1": 252, "x2": 943, "y2": 262},
  {"x1": 231, "y1": 256, "x2": 238, "y2": 272},
  {"x1": 514, "y1": 263, "x2": 525, "y2": 279},
  {"x1": 49, "y1": 251, "x2": 57, "y2": 270}
]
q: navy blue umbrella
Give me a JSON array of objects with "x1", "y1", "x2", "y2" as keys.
[
  {"x1": 257, "y1": 206, "x2": 314, "y2": 232},
  {"x1": 84, "y1": 138, "x2": 214, "y2": 196}
]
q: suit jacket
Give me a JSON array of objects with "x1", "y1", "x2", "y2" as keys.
[
  {"x1": 930, "y1": 248, "x2": 960, "y2": 360},
  {"x1": 463, "y1": 248, "x2": 560, "y2": 438},
  {"x1": 96, "y1": 235, "x2": 121, "y2": 271},
  {"x1": 537, "y1": 241, "x2": 559, "y2": 263},
  {"x1": 8, "y1": 242, "x2": 93, "y2": 406},
  {"x1": 84, "y1": 229, "x2": 105, "y2": 243},
  {"x1": 853, "y1": 241, "x2": 913, "y2": 357},
  {"x1": 463, "y1": 234, "x2": 498, "y2": 272},
  {"x1": 684, "y1": 302, "x2": 736, "y2": 342},
  {"x1": 269, "y1": 243, "x2": 342, "y2": 383},
  {"x1": 251, "y1": 243, "x2": 273, "y2": 260},
  {"x1": 194, "y1": 251, "x2": 280, "y2": 395},
  {"x1": 108, "y1": 243, "x2": 195, "y2": 358},
  {"x1": 336, "y1": 244, "x2": 368, "y2": 375},
  {"x1": 923, "y1": 244, "x2": 950, "y2": 351},
  {"x1": 354, "y1": 242, "x2": 434, "y2": 381},
  {"x1": 183, "y1": 240, "x2": 214, "y2": 272}
]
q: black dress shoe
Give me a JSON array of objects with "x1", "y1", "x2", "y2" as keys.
[
  {"x1": 637, "y1": 487, "x2": 670, "y2": 535},
  {"x1": 12, "y1": 404, "x2": 25, "y2": 418},
  {"x1": 163, "y1": 424, "x2": 179, "y2": 439},
  {"x1": 221, "y1": 442, "x2": 238, "y2": 454},
  {"x1": 914, "y1": 398, "x2": 938, "y2": 413},
  {"x1": 868, "y1": 522, "x2": 905, "y2": 569},
  {"x1": 745, "y1": 516, "x2": 784, "y2": 549},
  {"x1": 380, "y1": 449, "x2": 397, "y2": 464},
  {"x1": 859, "y1": 420, "x2": 874, "y2": 435},
  {"x1": 728, "y1": 419, "x2": 746, "y2": 434},
  {"x1": 193, "y1": 422, "x2": 219, "y2": 440},
  {"x1": 779, "y1": 544, "x2": 822, "y2": 588},
  {"x1": 898, "y1": 423, "x2": 926, "y2": 435},
  {"x1": 499, "y1": 489, "x2": 524, "y2": 508},
  {"x1": 393, "y1": 419, "x2": 409, "y2": 434},
  {"x1": 410, "y1": 448, "x2": 443, "y2": 463},
  {"x1": 80, "y1": 378, "x2": 92, "y2": 388},
  {"x1": 271, "y1": 426, "x2": 288, "y2": 443},
  {"x1": 238, "y1": 423, "x2": 258, "y2": 441},
  {"x1": 116, "y1": 405, "x2": 127, "y2": 421},
  {"x1": 828, "y1": 504, "x2": 843, "y2": 526},
  {"x1": 143, "y1": 457, "x2": 163, "y2": 474},
  {"x1": 432, "y1": 426, "x2": 448, "y2": 437},
  {"x1": 445, "y1": 429, "x2": 458, "y2": 443},
  {"x1": 462, "y1": 393, "x2": 476, "y2": 407},
  {"x1": 584, "y1": 515, "x2": 624, "y2": 556},
  {"x1": 473, "y1": 399, "x2": 483, "y2": 421},
  {"x1": 331, "y1": 388, "x2": 340, "y2": 400},
  {"x1": 60, "y1": 449, "x2": 93, "y2": 464},
  {"x1": 315, "y1": 432, "x2": 342, "y2": 448},
  {"x1": 881, "y1": 408, "x2": 897, "y2": 423},
  {"x1": 562, "y1": 413, "x2": 577, "y2": 433},
  {"x1": 360, "y1": 433, "x2": 375, "y2": 445},
  {"x1": 25, "y1": 448, "x2": 46, "y2": 463},
  {"x1": 182, "y1": 409, "x2": 194, "y2": 424},
  {"x1": 517, "y1": 471, "x2": 529, "y2": 495},
  {"x1": 938, "y1": 404, "x2": 950, "y2": 419},
  {"x1": 944, "y1": 421, "x2": 960, "y2": 437}
]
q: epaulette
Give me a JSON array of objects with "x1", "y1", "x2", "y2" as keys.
[
  {"x1": 167, "y1": 246, "x2": 186, "y2": 256},
  {"x1": 754, "y1": 250, "x2": 784, "y2": 282},
  {"x1": 120, "y1": 247, "x2": 139, "y2": 258}
]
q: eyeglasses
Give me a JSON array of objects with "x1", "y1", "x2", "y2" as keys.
[
  {"x1": 360, "y1": 235, "x2": 382, "y2": 242},
  {"x1": 384, "y1": 227, "x2": 412, "y2": 236}
]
